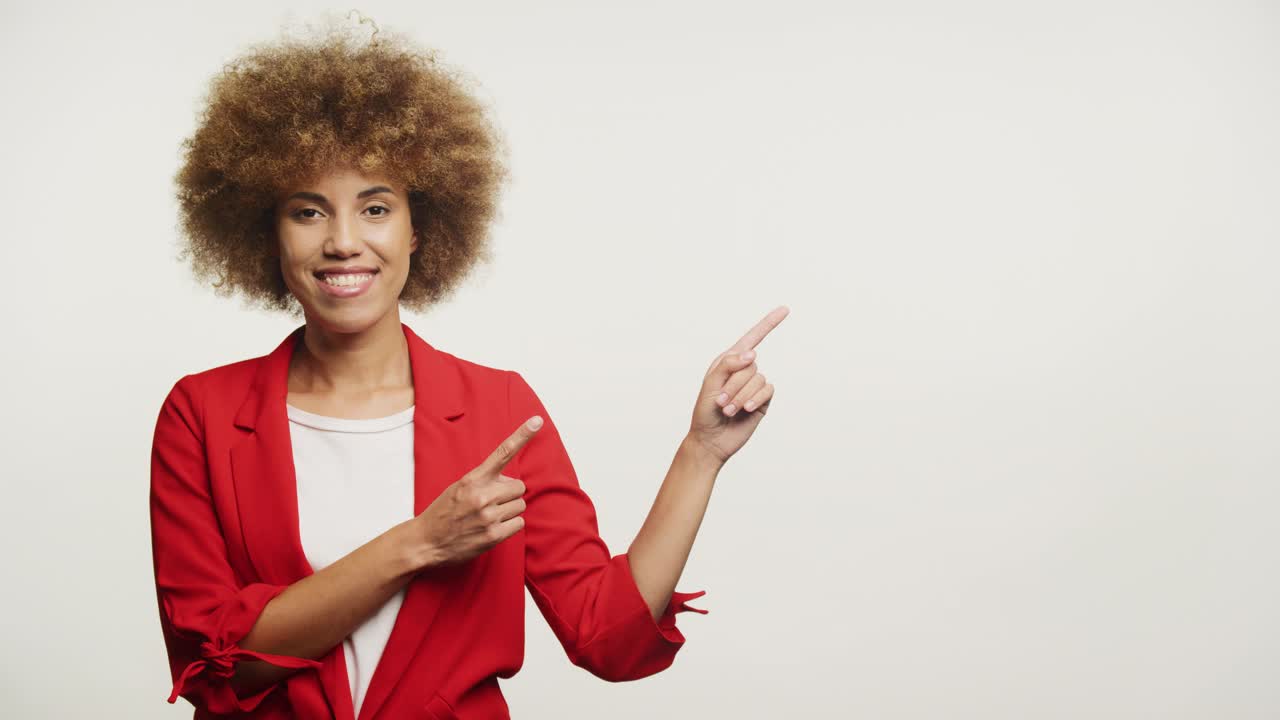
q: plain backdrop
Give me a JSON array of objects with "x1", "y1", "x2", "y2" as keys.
[{"x1": 2, "y1": 1, "x2": 1277, "y2": 717}]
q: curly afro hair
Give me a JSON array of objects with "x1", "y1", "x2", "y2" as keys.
[{"x1": 172, "y1": 15, "x2": 509, "y2": 316}]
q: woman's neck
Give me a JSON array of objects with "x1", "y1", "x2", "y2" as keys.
[{"x1": 289, "y1": 310, "x2": 412, "y2": 395}]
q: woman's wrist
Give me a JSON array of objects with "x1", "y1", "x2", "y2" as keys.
[
  {"x1": 385, "y1": 518, "x2": 437, "y2": 576},
  {"x1": 679, "y1": 433, "x2": 727, "y2": 475}
]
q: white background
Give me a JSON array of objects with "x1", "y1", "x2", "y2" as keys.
[{"x1": 2, "y1": 1, "x2": 1278, "y2": 717}]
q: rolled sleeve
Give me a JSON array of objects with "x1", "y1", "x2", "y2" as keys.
[
  {"x1": 161, "y1": 583, "x2": 323, "y2": 713},
  {"x1": 509, "y1": 371, "x2": 708, "y2": 682},
  {"x1": 654, "y1": 585, "x2": 710, "y2": 644},
  {"x1": 151, "y1": 376, "x2": 322, "y2": 713},
  {"x1": 570, "y1": 553, "x2": 709, "y2": 680}
]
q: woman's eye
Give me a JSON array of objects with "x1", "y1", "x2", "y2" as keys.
[{"x1": 290, "y1": 206, "x2": 387, "y2": 219}]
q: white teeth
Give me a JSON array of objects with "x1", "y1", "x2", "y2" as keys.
[{"x1": 322, "y1": 273, "x2": 374, "y2": 287}]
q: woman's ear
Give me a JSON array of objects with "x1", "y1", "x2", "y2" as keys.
[{"x1": 410, "y1": 231, "x2": 420, "y2": 254}]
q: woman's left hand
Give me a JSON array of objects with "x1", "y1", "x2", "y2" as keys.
[{"x1": 687, "y1": 305, "x2": 789, "y2": 465}]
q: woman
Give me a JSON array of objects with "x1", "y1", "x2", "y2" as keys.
[{"x1": 151, "y1": 18, "x2": 787, "y2": 720}]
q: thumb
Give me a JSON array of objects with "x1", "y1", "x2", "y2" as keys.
[{"x1": 706, "y1": 350, "x2": 755, "y2": 388}]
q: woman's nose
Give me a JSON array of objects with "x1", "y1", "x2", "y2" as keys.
[{"x1": 325, "y1": 214, "x2": 364, "y2": 255}]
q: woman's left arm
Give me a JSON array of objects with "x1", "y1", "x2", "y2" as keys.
[
  {"x1": 511, "y1": 306, "x2": 787, "y2": 682},
  {"x1": 628, "y1": 305, "x2": 788, "y2": 623},
  {"x1": 625, "y1": 437, "x2": 723, "y2": 624}
]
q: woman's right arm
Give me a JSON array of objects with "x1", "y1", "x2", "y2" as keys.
[
  {"x1": 151, "y1": 375, "x2": 433, "y2": 712},
  {"x1": 227, "y1": 517, "x2": 428, "y2": 697}
]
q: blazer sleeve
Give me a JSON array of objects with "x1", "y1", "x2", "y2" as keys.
[
  {"x1": 506, "y1": 370, "x2": 708, "y2": 682},
  {"x1": 149, "y1": 375, "x2": 323, "y2": 714}
]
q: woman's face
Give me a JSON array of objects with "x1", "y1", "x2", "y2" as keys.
[{"x1": 274, "y1": 166, "x2": 419, "y2": 332}]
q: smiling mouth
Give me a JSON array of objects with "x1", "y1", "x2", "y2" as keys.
[
  {"x1": 316, "y1": 271, "x2": 377, "y2": 287},
  {"x1": 313, "y1": 269, "x2": 379, "y2": 297}
]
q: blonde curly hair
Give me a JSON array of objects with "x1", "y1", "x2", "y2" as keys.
[{"x1": 172, "y1": 14, "x2": 509, "y2": 315}]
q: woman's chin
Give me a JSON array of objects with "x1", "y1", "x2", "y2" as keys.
[{"x1": 301, "y1": 298, "x2": 396, "y2": 334}]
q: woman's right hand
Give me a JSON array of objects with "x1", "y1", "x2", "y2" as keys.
[{"x1": 407, "y1": 414, "x2": 544, "y2": 570}]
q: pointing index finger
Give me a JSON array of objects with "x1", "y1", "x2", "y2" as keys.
[
  {"x1": 480, "y1": 415, "x2": 543, "y2": 474},
  {"x1": 729, "y1": 305, "x2": 790, "y2": 353}
]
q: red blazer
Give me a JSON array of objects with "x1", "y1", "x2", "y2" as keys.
[{"x1": 150, "y1": 322, "x2": 708, "y2": 720}]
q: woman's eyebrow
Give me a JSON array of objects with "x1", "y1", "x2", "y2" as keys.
[{"x1": 286, "y1": 186, "x2": 396, "y2": 204}]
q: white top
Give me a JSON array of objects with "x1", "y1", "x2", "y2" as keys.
[{"x1": 288, "y1": 402, "x2": 416, "y2": 719}]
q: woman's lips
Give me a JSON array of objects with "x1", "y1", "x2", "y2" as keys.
[{"x1": 314, "y1": 271, "x2": 377, "y2": 298}]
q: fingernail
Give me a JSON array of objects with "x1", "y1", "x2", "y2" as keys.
[
  {"x1": 717, "y1": 392, "x2": 728, "y2": 405},
  {"x1": 741, "y1": 351, "x2": 755, "y2": 361},
  {"x1": 528, "y1": 416, "x2": 543, "y2": 430}
]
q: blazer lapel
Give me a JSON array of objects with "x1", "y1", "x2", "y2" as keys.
[
  {"x1": 359, "y1": 323, "x2": 469, "y2": 720},
  {"x1": 228, "y1": 321, "x2": 468, "y2": 720},
  {"x1": 231, "y1": 324, "x2": 355, "y2": 719},
  {"x1": 230, "y1": 324, "x2": 312, "y2": 584}
]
